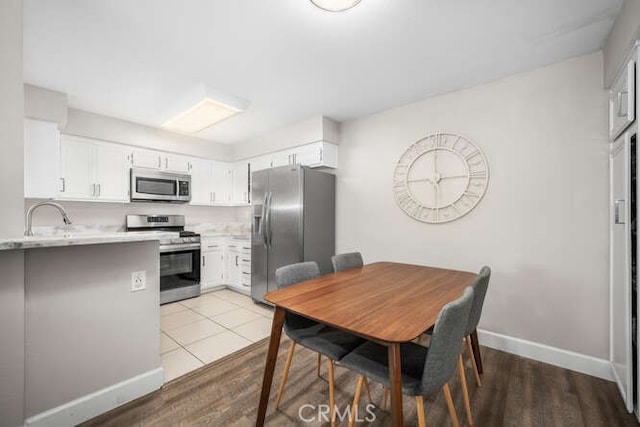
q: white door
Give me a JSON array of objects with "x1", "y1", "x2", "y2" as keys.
[
  {"x1": 59, "y1": 137, "x2": 93, "y2": 199},
  {"x1": 164, "y1": 154, "x2": 191, "y2": 173},
  {"x1": 190, "y1": 158, "x2": 213, "y2": 205},
  {"x1": 212, "y1": 162, "x2": 233, "y2": 203},
  {"x1": 224, "y1": 246, "x2": 241, "y2": 287},
  {"x1": 611, "y1": 134, "x2": 633, "y2": 412},
  {"x1": 293, "y1": 143, "x2": 323, "y2": 167},
  {"x1": 132, "y1": 148, "x2": 161, "y2": 169},
  {"x1": 233, "y1": 161, "x2": 250, "y2": 204},
  {"x1": 201, "y1": 250, "x2": 220, "y2": 288},
  {"x1": 93, "y1": 143, "x2": 130, "y2": 202}
]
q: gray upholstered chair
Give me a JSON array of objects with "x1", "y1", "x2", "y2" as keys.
[
  {"x1": 339, "y1": 287, "x2": 474, "y2": 427},
  {"x1": 462, "y1": 266, "x2": 491, "y2": 387},
  {"x1": 274, "y1": 262, "x2": 365, "y2": 425},
  {"x1": 331, "y1": 252, "x2": 364, "y2": 272}
]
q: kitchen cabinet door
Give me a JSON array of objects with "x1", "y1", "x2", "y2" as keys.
[
  {"x1": 131, "y1": 148, "x2": 162, "y2": 170},
  {"x1": 292, "y1": 142, "x2": 338, "y2": 168},
  {"x1": 224, "y1": 247, "x2": 242, "y2": 288},
  {"x1": 201, "y1": 249, "x2": 224, "y2": 289},
  {"x1": 212, "y1": 161, "x2": 233, "y2": 203},
  {"x1": 93, "y1": 143, "x2": 130, "y2": 202},
  {"x1": 190, "y1": 157, "x2": 213, "y2": 205},
  {"x1": 233, "y1": 161, "x2": 250, "y2": 204},
  {"x1": 24, "y1": 119, "x2": 60, "y2": 198},
  {"x1": 163, "y1": 153, "x2": 191, "y2": 173},
  {"x1": 58, "y1": 136, "x2": 93, "y2": 200}
]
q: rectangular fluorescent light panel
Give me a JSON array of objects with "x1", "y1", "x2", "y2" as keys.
[{"x1": 163, "y1": 98, "x2": 241, "y2": 133}]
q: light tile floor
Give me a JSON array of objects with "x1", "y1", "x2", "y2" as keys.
[{"x1": 160, "y1": 289, "x2": 274, "y2": 382}]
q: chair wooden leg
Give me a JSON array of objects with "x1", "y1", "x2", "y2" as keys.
[
  {"x1": 442, "y1": 383, "x2": 460, "y2": 427},
  {"x1": 349, "y1": 375, "x2": 365, "y2": 427},
  {"x1": 458, "y1": 355, "x2": 473, "y2": 425},
  {"x1": 363, "y1": 377, "x2": 373, "y2": 403},
  {"x1": 465, "y1": 336, "x2": 482, "y2": 387},
  {"x1": 415, "y1": 395, "x2": 426, "y2": 427},
  {"x1": 275, "y1": 341, "x2": 296, "y2": 409},
  {"x1": 381, "y1": 387, "x2": 389, "y2": 411},
  {"x1": 328, "y1": 359, "x2": 336, "y2": 427},
  {"x1": 317, "y1": 353, "x2": 322, "y2": 377}
]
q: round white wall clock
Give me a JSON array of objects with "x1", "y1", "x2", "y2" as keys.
[{"x1": 393, "y1": 132, "x2": 489, "y2": 223}]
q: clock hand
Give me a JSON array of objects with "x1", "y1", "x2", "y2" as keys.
[
  {"x1": 407, "y1": 178, "x2": 433, "y2": 184},
  {"x1": 439, "y1": 174, "x2": 468, "y2": 179}
]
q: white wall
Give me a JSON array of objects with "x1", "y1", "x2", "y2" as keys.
[
  {"x1": 0, "y1": 1, "x2": 25, "y2": 426},
  {"x1": 337, "y1": 52, "x2": 609, "y2": 360},
  {"x1": 603, "y1": 0, "x2": 640, "y2": 87}
]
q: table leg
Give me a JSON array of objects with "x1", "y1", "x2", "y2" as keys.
[
  {"x1": 388, "y1": 343, "x2": 403, "y2": 426},
  {"x1": 470, "y1": 328, "x2": 483, "y2": 374},
  {"x1": 256, "y1": 307, "x2": 285, "y2": 427}
]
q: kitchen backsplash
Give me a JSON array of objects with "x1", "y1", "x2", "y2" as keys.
[{"x1": 24, "y1": 199, "x2": 251, "y2": 232}]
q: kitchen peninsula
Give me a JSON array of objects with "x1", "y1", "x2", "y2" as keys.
[{"x1": 0, "y1": 232, "x2": 171, "y2": 426}]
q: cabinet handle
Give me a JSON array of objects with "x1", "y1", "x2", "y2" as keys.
[
  {"x1": 212, "y1": 192, "x2": 216, "y2": 202},
  {"x1": 242, "y1": 272, "x2": 250, "y2": 275},
  {"x1": 235, "y1": 255, "x2": 239, "y2": 267},
  {"x1": 618, "y1": 91, "x2": 629, "y2": 117},
  {"x1": 59, "y1": 178, "x2": 66, "y2": 193},
  {"x1": 97, "y1": 184, "x2": 101, "y2": 197},
  {"x1": 242, "y1": 259, "x2": 250, "y2": 262},
  {"x1": 130, "y1": 153, "x2": 135, "y2": 165},
  {"x1": 165, "y1": 157, "x2": 168, "y2": 169},
  {"x1": 158, "y1": 156, "x2": 162, "y2": 168},
  {"x1": 91, "y1": 183, "x2": 96, "y2": 197},
  {"x1": 319, "y1": 148, "x2": 323, "y2": 162},
  {"x1": 615, "y1": 199, "x2": 626, "y2": 224},
  {"x1": 202, "y1": 255, "x2": 205, "y2": 267}
]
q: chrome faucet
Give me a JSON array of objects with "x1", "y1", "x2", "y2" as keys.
[{"x1": 25, "y1": 201, "x2": 73, "y2": 236}]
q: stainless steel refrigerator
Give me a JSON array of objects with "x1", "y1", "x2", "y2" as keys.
[{"x1": 251, "y1": 164, "x2": 335, "y2": 303}]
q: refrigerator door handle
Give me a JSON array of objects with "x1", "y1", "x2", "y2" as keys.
[
  {"x1": 258, "y1": 193, "x2": 268, "y2": 247},
  {"x1": 265, "y1": 192, "x2": 273, "y2": 248}
]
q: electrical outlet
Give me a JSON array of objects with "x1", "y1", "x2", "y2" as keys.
[{"x1": 131, "y1": 270, "x2": 146, "y2": 292}]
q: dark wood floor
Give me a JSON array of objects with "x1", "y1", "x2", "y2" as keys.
[{"x1": 83, "y1": 337, "x2": 639, "y2": 426}]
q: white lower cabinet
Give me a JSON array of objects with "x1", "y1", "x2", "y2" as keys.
[
  {"x1": 200, "y1": 238, "x2": 224, "y2": 291},
  {"x1": 200, "y1": 237, "x2": 251, "y2": 294}
]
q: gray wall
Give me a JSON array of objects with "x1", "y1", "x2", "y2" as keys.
[
  {"x1": 603, "y1": 0, "x2": 640, "y2": 87},
  {"x1": 337, "y1": 52, "x2": 609, "y2": 359},
  {"x1": 25, "y1": 241, "x2": 160, "y2": 418},
  {"x1": 0, "y1": 1, "x2": 25, "y2": 426}
]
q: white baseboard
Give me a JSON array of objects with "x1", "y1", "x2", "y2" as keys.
[
  {"x1": 24, "y1": 367, "x2": 164, "y2": 427},
  {"x1": 477, "y1": 329, "x2": 614, "y2": 381}
]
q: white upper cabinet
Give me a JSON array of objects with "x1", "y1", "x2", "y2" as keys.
[
  {"x1": 163, "y1": 153, "x2": 191, "y2": 173},
  {"x1": 233, "y1": 161, "x2": 250, "y2": 204},
  {"x1": 59, "y1": 136, "x2": 93, "y2": 200},
  {"x1": 248, "y1": 141, "x2": 338, "y2": 173},
  {"x1": 131, "y1": 148, "x2": 191, "y2": 173},
  {"x1": 131, "y1": 148, "x2": 162, "y2": 169},
  {"x1": 292, "y1": 141, "x2": 338, "y2": 168},
  {"x1": 189, "y1": 157, "x2": 213, "y2": 205},
  {"x1": 610, "y1": 53, "x2": 636, "y2": 140},
  {"x1": 212, "y1": 161, "x2": 233, "y2": 203},
  {"x1": 58, "y1": 135, "x2": 130, "y2": 202},
  {"x1": 24, "y1": 119, "x2": 60, "y2": 199},
  {"x1": 92, "y1": 143, "x2": 130, "y2": 201}
]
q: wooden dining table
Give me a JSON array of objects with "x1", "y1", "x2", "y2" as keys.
[{"x1": 255, "y1": 261, "x2": 478, "y2": 426}]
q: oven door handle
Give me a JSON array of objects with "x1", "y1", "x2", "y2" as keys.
[{"x1": 159, "y1": 243, "x2": 201, "y2": 253}]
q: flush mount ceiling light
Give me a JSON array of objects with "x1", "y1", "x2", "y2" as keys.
[
  {"x1": 163, "y1": 85, "x2": 250, "y2": 134},
  {"x1": 310, "y1": 0, "x2": 361, "y2": 12}
]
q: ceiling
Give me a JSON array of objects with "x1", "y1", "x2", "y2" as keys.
[{"x1": 23, "y1": 0, "x2": 623, "y2": 144}]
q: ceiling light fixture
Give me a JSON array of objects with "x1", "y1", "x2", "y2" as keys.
[
  {"x1": 310, "y1": 0, "x2": 361, "y2": 12},
  {"x1": 162, "y1": 85, "x2": 249, "y2": 134}
]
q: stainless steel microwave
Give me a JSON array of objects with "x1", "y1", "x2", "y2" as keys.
[{"x1": 130, "y1": 168, "x2": 191, "y2": 203}]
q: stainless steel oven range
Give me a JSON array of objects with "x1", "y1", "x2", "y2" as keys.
[{"x1": 126, "y1": 214, "x2": 201, "y2": 304}]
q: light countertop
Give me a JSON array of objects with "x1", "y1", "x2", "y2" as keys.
[{"x1": 0, "y1": 231, "x2": 176, "y2": 251}]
